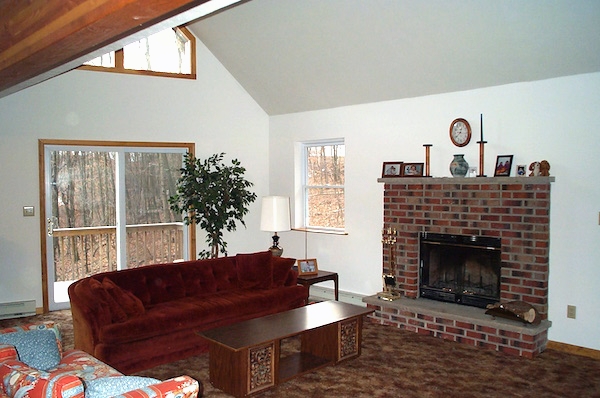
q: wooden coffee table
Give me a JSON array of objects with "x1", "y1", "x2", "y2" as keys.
[{"x1": 199, "y1": 301, "x2": 374, "y2": 397}]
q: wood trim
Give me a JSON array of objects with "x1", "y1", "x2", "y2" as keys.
[
  {"x1": 38, "y1": 140, "x2": 49, "y2": 313},
  {"x1": 0, "y1": 0, "x2": 211, "y2": 97},
  {"x1": 547, "y1": 341, "x2": 600, "y2": 360},
  {"x1": 37, "y1": 139, "x2": 196, "y2": 313}
]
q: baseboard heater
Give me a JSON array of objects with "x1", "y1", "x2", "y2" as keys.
[{"x1": 0, "y1": 300, "x2": 36, "y2": 320}]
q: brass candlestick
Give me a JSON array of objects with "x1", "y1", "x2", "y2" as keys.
[
  {"x1": 477, "y1": 140, "x2": 487, "y2": 177},
  {"x1": 477, "y1": 114, "x2": 487, "y2": 177},
  {"x1": 423, "y1": 144, "x2": 432, "y2": 177}
]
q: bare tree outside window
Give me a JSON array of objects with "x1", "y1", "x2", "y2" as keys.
[
  {"x1": 304, "y1": 142, "x2": 345, "y2": 230},
  {"x1": 50, "y1": 150, "x2": 185, "y2": 281}
]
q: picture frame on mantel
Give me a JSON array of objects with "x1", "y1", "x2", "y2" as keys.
[
  {"x1": 382, "y1": 162, "x2": 403, "y2": 177},
  {"x1": 494, "y1": 155, "x2": 513, "y2": 177},
  {"x1": 401, "y1": 162, "x2": 424, "y2": 177}
]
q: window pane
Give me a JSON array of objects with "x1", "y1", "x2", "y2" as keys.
[
  {"x1": 124, "y1": 28, "x2": 191, "y2": 74},
  {"x1": 125, "y1": 152, "x2": 185, "y2": 267},
  {"x1": 84, "y1": 52, "x2": 116, "y2": 68},
  {"x1": 50, "y1": 150, "x2": 117, "y2": 283},
  {"x1": 307, "y1": 145, "x2": 345, "y2": 186},
  {"x1": 307, "y1": 187, "x2": 345, "y2": 229},
  {"x1": 124, "y1": 152, "x2": 183, "y2": 225}
]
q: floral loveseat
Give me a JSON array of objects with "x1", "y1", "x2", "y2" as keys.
[
  {"x1": 68, "y1": 251, "x2": 308, "y2": 374},
  {"x1": 0, "y1": 321, "x2": 200, "y2": 398}
]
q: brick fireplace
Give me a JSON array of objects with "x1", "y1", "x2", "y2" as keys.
[{"x1": 363, "y1": 176, "x2": 554, "y2": 358}]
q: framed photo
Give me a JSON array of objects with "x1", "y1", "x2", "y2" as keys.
[
  {"x1": 297, "y1": 258, "x2": 319, "y2": 276},
  {"x1": 401, "y1": 162, "x2": 424, "y2": 177},
  {"x1": 382, "y1": 162, "x2": 403, "y2": 177},
  {"x1": 494, "y1": 155, "x2": 514, "y2": 177}
]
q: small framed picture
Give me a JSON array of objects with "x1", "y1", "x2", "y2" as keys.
[
  {"x1": 401, "y1": 162, "x2": 424, "y2": 177},
  {"x1": 382, "y1": 162, "x2": 403, "y2": 177},
  {"x1": 517, "y1": 164, "x2": 526, "y2": 176},
  {"x1": 494, "y1": 155, "x2": 514, "y2": 177},
  {"x1": 297, "y1": 258, "x2": 319, "y2": 276}
]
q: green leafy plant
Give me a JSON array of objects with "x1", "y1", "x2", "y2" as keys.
[{"x1": 169, "y1": 153, "x2": 257, "y2": 259}]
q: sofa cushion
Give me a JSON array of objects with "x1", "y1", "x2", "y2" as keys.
[
  {"x1": 271, "y1": 256, "x2": 296, "y2": 287},
  {"x1": 142, "y1": 266, "x2": 186, "y2": 305},
  {"x1": 98, "y1": 285, "x2": 308, "y2": 348},
  {"x1": 0, "y1": 329, "x2": 60, "y2": 371},
  {"x1": 180, "y1": 257, "x2": 238, "y2": 295},
  {"x1": 83, "y1": 376, "x2": 160, "y2": 398},
  {"x1": 102, "y1": 277, "x2": 145, "y2": 318},
  {"x1": 0, "y1": 321, "x2": 63, "y2": 356},
  {"x1": 89, "y1": 278, "x2": 128, "y2": 323},
  {"x1": 236, "y1": 251, "x2": 273, "y2": 289}
]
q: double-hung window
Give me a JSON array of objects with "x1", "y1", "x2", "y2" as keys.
[{"x1": 301, "y1": 140, "x2": 345, "y2": 231}]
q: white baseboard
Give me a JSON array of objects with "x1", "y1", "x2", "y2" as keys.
[{"x1": 308, "y1": 286, "x2": 366, "y2": 307}]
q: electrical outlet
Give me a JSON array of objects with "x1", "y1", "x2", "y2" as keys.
[
  {"x1": 567, "y1": 305, "x2": 576, "y2": 319},
  {"x1": 23, "y1": 206, "x2": 35, "y2": 217}
]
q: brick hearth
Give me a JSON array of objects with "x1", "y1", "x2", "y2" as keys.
[{"x1": 364, "y1": 176, "x2": 554, "y2": 358}]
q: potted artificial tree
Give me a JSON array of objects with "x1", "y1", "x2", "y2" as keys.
[{"x1": 169, "y1": 152, "x2": 257, "y2": 259}]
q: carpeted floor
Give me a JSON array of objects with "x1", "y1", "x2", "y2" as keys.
[{"x1": 2, "y1": 309, "x2": 600, "y2": 397}]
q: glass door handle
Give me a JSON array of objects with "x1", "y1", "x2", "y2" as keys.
[{"x1": 47, "y1": 217, "x2": 58, "y2": 236}]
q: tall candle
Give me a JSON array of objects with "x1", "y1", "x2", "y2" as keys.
[{"x1": 480, "y1": 113, "x2": 483, "y2": 141}]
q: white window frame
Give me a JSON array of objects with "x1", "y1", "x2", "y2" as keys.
[{"x1": 300, "y1": 139, "x2": 345, "y2": 232}]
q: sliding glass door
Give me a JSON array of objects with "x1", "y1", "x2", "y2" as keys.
[{"x1": 41, "y1": 141, "x2": 192, "y2": 310}]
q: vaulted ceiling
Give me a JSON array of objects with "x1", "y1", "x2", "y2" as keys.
[
  {"x1": 2, "y1": 0, "x2": 600, "y2": 116},
  {"x1": 188, "y1": 0, "x2": 600, "y2": 115}
]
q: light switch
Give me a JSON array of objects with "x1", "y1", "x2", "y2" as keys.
[{"x1": 23, "y1": 206, "x2": 35, "y2": 216}]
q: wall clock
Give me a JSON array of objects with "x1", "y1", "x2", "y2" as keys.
[{"x1": 449, "y1": 118, "x2": 471, "y2": 147}]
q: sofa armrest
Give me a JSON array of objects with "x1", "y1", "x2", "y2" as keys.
[
  {"x1": 0, "y1": 345, "x2": 18, "y2": 362},
  {"x1": 0, "y1": 359, "x2": 84, "y2": 398},
  {"x1": 119, "y1": 376, "x2": 200, "y2": 398}
]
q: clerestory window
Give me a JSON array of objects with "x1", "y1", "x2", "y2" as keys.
[{"x1": 79, "y1": 26, "x2": 196, "y2": 79}]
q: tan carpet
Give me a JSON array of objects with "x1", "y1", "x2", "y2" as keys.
[{"x1": 2, "y1": 310, "x2": 600, "y2": 397}]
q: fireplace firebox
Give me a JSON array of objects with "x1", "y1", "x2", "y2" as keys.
[{"x1": 419, "y1": 232, "x2": 501, "y2": 309}]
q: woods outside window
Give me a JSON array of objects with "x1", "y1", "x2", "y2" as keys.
[{"x1": 301, "y1": 140, "x2": 345, "y2": 231}]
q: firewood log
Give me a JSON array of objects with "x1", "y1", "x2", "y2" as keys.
[{"x1": 485, "y1": 300, "x2": 541, "y2": 325}]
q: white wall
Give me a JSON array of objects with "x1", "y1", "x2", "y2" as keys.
[
  {"x1": 1, "y1": 34, "x2": 598, "y2": 352},
  {"x1": 0, "y1": 40, "x2": 270, "y2": 307},
  {"x1": 269, "y1": 72, "x2": 600, "y2": 350}
]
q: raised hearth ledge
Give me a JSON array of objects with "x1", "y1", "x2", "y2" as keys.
[
  {"x1": 363, "y1": 295, "x2": 551, "y2": 336},
  {"x1": 377, "y1": 176, "x2": 555, "y2": 184}
]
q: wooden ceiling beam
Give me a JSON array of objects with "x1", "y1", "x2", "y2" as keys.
[{"x1": 0, "y1": 0, "x2": 211, "y2": 98}]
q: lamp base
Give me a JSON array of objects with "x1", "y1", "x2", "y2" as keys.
[{"x1": 268, "y1": 246, "x2": 283, "y2": 257}]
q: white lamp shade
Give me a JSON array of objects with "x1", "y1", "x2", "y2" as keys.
[{"x1": 260, "y1": 196, "x2": 291, "y2": 232}]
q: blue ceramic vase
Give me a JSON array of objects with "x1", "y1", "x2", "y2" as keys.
[{"x1": 449, "y1": 154, "x2": 469, "y2": 177}]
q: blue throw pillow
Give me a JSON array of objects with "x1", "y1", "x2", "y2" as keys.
[
  {"x1": 84, "y1": 376, "x2": 161, "y2": 398},
  {"x1": 0, "y1": 329, "x2": 61, "y2": 371}
]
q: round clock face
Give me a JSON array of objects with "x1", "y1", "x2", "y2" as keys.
[{"x1": 449, "y1": 118, "x2": 471, "y2": 147}]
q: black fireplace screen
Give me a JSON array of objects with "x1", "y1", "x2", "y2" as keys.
[{"x1": 419, "y1": 232, "x2": 501, "y2": 308}]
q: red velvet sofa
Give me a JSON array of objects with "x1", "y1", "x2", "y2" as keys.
[{"x1": 68, "y1": 251, "x2": 308, "y2": 374}]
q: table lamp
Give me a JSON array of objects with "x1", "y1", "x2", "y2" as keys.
[{"x1": 260, "y1": 196, "x2": 291, "y2": 256}]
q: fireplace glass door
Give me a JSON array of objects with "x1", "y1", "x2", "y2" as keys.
[{"x1": 419, "y1": 232, "x2": 501, "y2": 308}]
